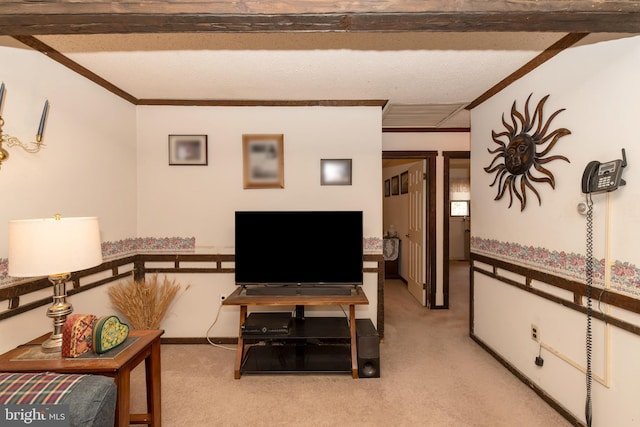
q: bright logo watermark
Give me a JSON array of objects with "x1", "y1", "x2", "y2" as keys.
[{"x1": 1, "y1": 405, "x2": 69, "y2": 426}]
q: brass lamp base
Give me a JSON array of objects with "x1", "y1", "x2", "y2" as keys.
[
  {"x1": 41, "y1": 334, "x2": 65, "y2": 353},
  {"x1": 42, "y1": 273, "x2": 73, "y2": 353}
]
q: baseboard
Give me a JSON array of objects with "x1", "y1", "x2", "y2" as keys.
[{"x1": 469, "y1": 333, "x2": 584, "y2": 427}]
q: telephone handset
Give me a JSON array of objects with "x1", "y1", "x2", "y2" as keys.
[{"x1": 581, "y1": 148, "x2": 627, "y2": 194}]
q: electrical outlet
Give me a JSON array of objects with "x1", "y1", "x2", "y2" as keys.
[{"x1": 531, "y1": 324, "x2": 540, "y2": 342}]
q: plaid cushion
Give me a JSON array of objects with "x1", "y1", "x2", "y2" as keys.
[{"x1": 0, "y1": 372, "x2": 88, "y2": 405}]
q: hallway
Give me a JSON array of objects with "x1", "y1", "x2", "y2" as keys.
[{"x1": 381, "y1": 261, "x2": 571, "y2": 426}]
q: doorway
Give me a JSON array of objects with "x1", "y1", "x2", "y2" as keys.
[
  {"x1": 382, "y1": 151, "x2": 437, "y2": 307},
  {"x1": 443, "y1": 151, "x2": 471, "y2": 309}
]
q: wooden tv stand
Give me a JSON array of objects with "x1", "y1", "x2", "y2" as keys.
[{"x1": 223, "y1": 286, "x2": 369, "y2": 379}]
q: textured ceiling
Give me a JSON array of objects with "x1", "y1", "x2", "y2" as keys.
[{"x1": 26, "y1": 32, "x2": 570, "y2": 128}]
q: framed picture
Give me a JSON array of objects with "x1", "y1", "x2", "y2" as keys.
[
  {"x1": 320, "y1": 159, "x2": 352, "y2": 186},
  {"x1": 391, "y1": 175, "x2": 399, "y2": 195},
  {"x1": 451, "y1": 200, "x2": 470, "y2": 217},
  {"x1": 168, "y1": 135, "x2": 208, "y2": 165},
  {"x1": 243, "y1": 134, "x2": 284, "y2": 189},
  {"x1": 400, "y1": 171, "x2": 409, "y2": 194},
  {"x1": 384, "y1": 179, "x2": 391, "y2": 197}
]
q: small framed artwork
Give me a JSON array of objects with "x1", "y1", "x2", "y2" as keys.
[
  {"x1": 168, "y1": 135, "x2": 208, "y2": 165},
  {"x1": 243, "y1": 134, "x2": 284, "y2": 189},
  {"x1": 321, "y1": 159, "x2": 352, "y2": 186},
  {"x1": 391, "y1": 175, "x2": 399, "y2": 195},
  {"x1": 384, "y1": 179, "x2": 391, "y2": 197},
  {"x1": 400, "y1": 171, "x2": 409, "y2": 194},
  {"x1": 451, "y1": 200, "x2": 470, "y2": 217}
]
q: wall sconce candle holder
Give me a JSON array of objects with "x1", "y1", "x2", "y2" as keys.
[{"x1": 0, "y1": 82, "x2": 49, "y2": 169}]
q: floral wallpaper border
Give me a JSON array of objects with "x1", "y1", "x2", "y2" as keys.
[
  {"x1": 101, "y1": 236, "x2": 196, "y2": 258},
  {"x1": 364, "y1": 237, "x2": 383, "y2": 253},
  {"x1": 471, "y1": 237, "x2": 640, "y2": 298},
  {"x1": 1, "y1": 235, "x2": 383, "y2": 286},
  {"x1": 0, "y1": 237, "x2": 196, "y2": 287}
]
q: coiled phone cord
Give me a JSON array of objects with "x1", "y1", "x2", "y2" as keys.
[{"x1": 585, "y1": 194, "x2": 594, "y2": 427}]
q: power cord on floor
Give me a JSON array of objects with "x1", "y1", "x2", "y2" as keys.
[{"x1": 206, "y1": 300, "x2": 236, "y2": 351}]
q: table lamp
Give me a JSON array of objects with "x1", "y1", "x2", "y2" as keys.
[{"x1": 8, "y1": 215, "x2": 103, "y2": 352}]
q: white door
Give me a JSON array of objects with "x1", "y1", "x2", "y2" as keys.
[{"x1": 407, "y1": 161, "x2": 426, "y2": 305}]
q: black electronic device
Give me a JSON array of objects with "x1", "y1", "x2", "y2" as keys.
[
  {"x1": 245, "y1": 286, "x2": 352, "y2": 296},
  {"x1": 581, "y1": 148, "x2": 627, "y2": 194},
  {"x1": 355, "y1": 318, "x2": 380, "y2": 378},
  {"x1": 242, "y1": 312, "x2": 292, "y2": 335},
  {"x1": 235, "y1": 211, "x2": 363, "y2": 291}
]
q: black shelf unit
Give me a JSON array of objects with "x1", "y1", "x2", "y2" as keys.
[
  {"x1": 241, "y1": 315, "x2": 352, "y2": 374},
  {"x1": 223, "y1": 286, "x2": 368, "y2": 378}
]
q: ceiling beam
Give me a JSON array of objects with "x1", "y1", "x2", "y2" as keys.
[
  {"x1": 137, "y1": 99, "x2": 388, "y2": 107},
  {"x1": 12, "y1": 35, "x2": 138, "y2": 104},
  {"x1": 466, "y1": 32, "x2": 589, "y2": 110},
  {"x1": 0, "y1": 1, "x2": 638, "y2": 35},
  {"x1": 14, "y1": 34, "x2": 389, "y2": 107}
]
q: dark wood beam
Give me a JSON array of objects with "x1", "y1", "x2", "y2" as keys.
[
  {"x1": 137, "y1": 99, "x2": 388, "y2": 107},
  {"x1": 466, "y1": 32, "x2": 589, "y2": 110},
  {"x1": 0, "y1": 1, "x2": 638, "y2": 35},
  {"x1": 382, "y1": 127, "x2": 470, "y2": 133},
  {"x1": 12, "y1": 35, "x2": 138, "y2": 104}
]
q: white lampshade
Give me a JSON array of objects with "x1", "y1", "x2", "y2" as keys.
[{"x1": 8, "y1": 216, "x2": 103, "y2": 277}]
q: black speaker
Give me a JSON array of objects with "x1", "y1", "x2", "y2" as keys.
[{"x1": 356, "y1": 319, "x2": 380, "y2": 378}]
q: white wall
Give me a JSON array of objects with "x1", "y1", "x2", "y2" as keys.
[
  {"x1": 136, "y1": 106, "x2": 381, "y2": 248},
  {"x1": 0, "y1": 37, "x2": 383, "y2": 351},
  {"x1": 382, "y1": 133, "x2": 470, "y2": 305},
  {"x1": 0, "y1": 37, "x2": 137, "y2": 249},
  {"x1": 471, "y1": 34, "x2": 640, "y2": 426},
  {"x1": 0, "y1": 37, "x2": 137, "y2": 353},
  {"x1": 136, "y1": 105, "x2": 383, "y2": 337}
]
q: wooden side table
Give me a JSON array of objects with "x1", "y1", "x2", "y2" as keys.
[{"x1": 0, "y1": 329, "x2": 163, "y2": 427}]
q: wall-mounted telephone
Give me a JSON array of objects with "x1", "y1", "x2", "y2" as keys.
[
  {"x1": 581, "y1": 149, "x2": 628, "y2": 427},
  {"x1": 581, "y1": 148, "x2": 627, "y2": 194}
]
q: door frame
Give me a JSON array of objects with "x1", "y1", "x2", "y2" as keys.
[
  {"x1": 443, "y1": 151, "x2": 471, "y2": 309},
  {"x1": 382, "y1": 150, "x2": 437, "y2": 307}
]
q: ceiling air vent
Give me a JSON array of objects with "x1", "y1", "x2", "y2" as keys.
[{"x1": 382, "y1": 103, "x2": 468, "y2": 128}]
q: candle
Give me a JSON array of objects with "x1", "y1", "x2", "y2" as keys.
[
  {"x1": 0, "y1": 82, "x2": 4, "y2": 112},
  {"x1": 36, "y1": 100, "x2": 48, "y2": 140}
]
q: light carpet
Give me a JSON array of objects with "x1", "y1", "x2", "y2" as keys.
[{"x1": 130, "y1": 261, "x2": 570, "y2": 426}]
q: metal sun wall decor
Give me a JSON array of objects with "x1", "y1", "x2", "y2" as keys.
[{"x1": 484, "y1": 93, "x2": 571, "y2": 211}]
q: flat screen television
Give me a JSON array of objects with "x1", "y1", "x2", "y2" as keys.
[{"x1": 235, "y1": 211, "x2": 363, "y2": 287}]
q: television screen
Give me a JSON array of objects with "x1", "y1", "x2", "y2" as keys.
[{"x1": 235, "y1": 211, "x2": 363, "y2": 286}]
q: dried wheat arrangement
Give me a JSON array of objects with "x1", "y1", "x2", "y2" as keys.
[{"x1": 107, "y1": 274, "x2": 186, "y2": 330}]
